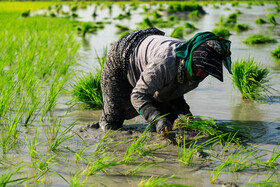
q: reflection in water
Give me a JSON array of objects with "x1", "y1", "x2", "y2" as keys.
[
  {"x1": 230, "y1": 100, "x2": 267, "y2": 142},
  {"x1": 232, "y1": 100, "x2": 263, "y2": 121},
  {"x1": 82, "y1": 37, "x2": 91, "y2": 51},
  {"x1": 228, "y1": 100, "x2": 280, "y2": 144}
]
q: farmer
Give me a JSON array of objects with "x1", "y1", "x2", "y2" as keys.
[{"x1": 90, "y1": 27, "x2": 232, "y2": 141}]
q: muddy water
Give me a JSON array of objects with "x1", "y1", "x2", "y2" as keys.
[
  {"x1": 70, "y1": 3, "x2": 280, "y2": 143},
  {"x1": 53, "y1": 2, "x2": 280, "y2": 186}
]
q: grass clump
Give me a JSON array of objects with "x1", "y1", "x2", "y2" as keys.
[
  {"x1": 231, "y1": 58, "x2": 271, "y2": 101},
  {"x1": 271, "y1": 44, "x2": 280, "y2": 59},
  {"x1": 243, "y1": 34, "x2": 277, "y2": 44}
]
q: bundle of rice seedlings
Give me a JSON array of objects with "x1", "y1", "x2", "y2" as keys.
[
  {"x1": 243, "y1": 34, "x2": 277, "y2": 44},
  {"x1": 234, "y1": 24, "x2": 249, "y2": 32},
  {"x1": 71, "y1": 72, "x2": 103, "y2": 109},
  {"x1": 170, "y1": 26, "x2": 183, "y2": 39},
  {"x1": 188, "y1": 10, "x2": 201, "y2": 18},
  {"x1": 21, "y1": 10, "x2": 30, "y2": 17},
  {"x1": 185, "y1": 22, "x2": 197, "y2": 33},
  {"x1": 231, "y1": 58, "x2": 271, "y2": 101},
  {"x1": 71, "y1": 50, "x2": 106, "y2": 109},
  {"x1": 271, "y1": 44, "x2": 280, "y2": 59},
  {"x1": 115, "y1": 24, "x2": 129, "y2": 33},
  {"x1": 152, "y1": 10, "x2": 161, "y2": 19},
  {"x1": 212, "y1": 28, "x2": 230, "y2": 38},
  {"x1": 185, "y1": 22, "x2": 197, "y2": 30},
  {"x1": 255, "y1": 17, "x2": 267, "y2": 24},
  {"x1": 268, "y1": 15, "x2": 277, "y2": 25}
]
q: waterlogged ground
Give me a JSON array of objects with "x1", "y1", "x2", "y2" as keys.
[
  {"x1": 68, "y1": 2, "x2": 280, "y2": 186},
  {"x1": 1, "y1": 2, "x2": 280, "y2": 187}
]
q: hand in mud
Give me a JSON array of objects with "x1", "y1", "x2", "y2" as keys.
[{"x1": 160, "y1": 126, "x2": 177, "y2": 145}]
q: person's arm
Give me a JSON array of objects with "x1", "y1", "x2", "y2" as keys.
[
  {"x1": 168, "y1": 96, "x2": 192, "y2": 117},
  {"x1": 131, "y1": 58, "x2": 176, "y2": 133}
]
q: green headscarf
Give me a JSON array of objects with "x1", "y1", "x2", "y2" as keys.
[{"x1": 174, "y1": 31, "x2": 232, "y2": 79}]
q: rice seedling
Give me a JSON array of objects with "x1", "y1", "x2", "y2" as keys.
[
  {"x1": 166, "y1": 2, "x2": 205, "y2": 15},
  {"x1": 138, "y1": 17, "x2": 154, "y2": 28},
  {"x1": 234, "y1": 24, "x2": 250, "y2": 32},
  {"x1": 71, "y1": 48, "x2": 106, "y2": 109},
  {"x1": 174, "y1": 116, "x2": 222, "y2": 137},
  {"x1": 0, "y1": 166, "x2": 28, "y2": 186},
  {"x1": 31, "y1": 155, "x2": 56, "y2": 182},
  {"x1": 152, "y1": 10, "x2": 161, "y2": 19},
  {"x1": 212, "y1": 4, "x2": 219, "y2": 9},
  {"x1": 170, "y1": 26, "x2": 183, "y2": 39},
  {"x1": 184, "y1": 22, "x2": 197, "y2": 33},
  {"x1": 82, "y1": 150, "x2": 122, "y2": 176},
  {"x1": 21, "y1": 10, "x2": 30, "y2": 17},
  {"x1": 224, "y1": 7, "x2": 231, "y2": 11},
  {"x1": 271, "y1": 44, "x2": 280, "y2": 59},
  {"x1": 48, "y1": 122, "x2": 75, "y2": 152},
  {"x1": 212, "y1": 28, "x2": 230, "y2": 38},
  {"x1": 246, "y1": 170, "x2": 280, "y2": 187},
  {"x1": 124, "y1": 160, "x2": 156, "y2": 176},
  {"x1": 70, "y1": 4, "x2": 78, "y2": 12},
  {"x1": 231, "y1": 58, "x2": 271, "y2": 101},
  {"x1": 138, "y1": 175, "x2": 190, "y2": 187},
  {"x1": 188, "y1": 10, "x2": 201, "y2": 19},
  {"x1": 69, "y1": 171, "x2": 88, "y2": 187},
  {"x1": 92, "y1": 6, "x2": 98, "y2": 18},
  {"x1": 25, "y1": 123, "x2": 40, "y2": 159},
  {"x1": 177, "y1": 134, "x2": 201, "y2": 167},
  {"x1": 255, "y1": 17, "x2": 267, "y2": 24},
  {"x1": 264, "y1": 148, "x2": 280, "y2": 169},
  {"x1": 211, "y1": 143, "x2": 262, "y2": 183},
  {"x1": 0, "y1": 103, "x2": 24, "y2": 155},
  {"x1": 123, "y1": 125, "x2": 164, "y2": 164},
  {"x1": 243, "y1": 34, "x2": 277, "y2": 44},
  {"x1": 0, "y1": 1, "x2": 55, "y2": 12},
  {"x1": 115, "y1": 24, "x2": 130, "y2": 33},
  {"x1": 42, "y1": 74, "x2": 70, "y2": 117},
  {"x1": 268, "y1": 15, "x2": 277, "y2": 25}
]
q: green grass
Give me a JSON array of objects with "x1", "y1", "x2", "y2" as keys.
[
  {"x1": 243, "y1": 34, "x2": 277, "y2": 44},
  {"x1": 231, "y1": 58, "x2": 271, "y2": 101}
]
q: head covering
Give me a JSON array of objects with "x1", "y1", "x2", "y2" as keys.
[
  {"x1": 192, "y1": 43, "x2": 224, "y2": 81},
  {"x1": 174, "y1": 31, "x2": 232, "y2": 82}
]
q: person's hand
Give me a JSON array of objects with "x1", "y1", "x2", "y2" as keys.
[
  {"x1": 160, "y1": 125, "x2": 177, "y2": 145},
  {"x1": 155, "y1": 118, "x2": 177, "y2": 145}
]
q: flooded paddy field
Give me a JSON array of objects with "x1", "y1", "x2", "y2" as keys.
[{"x1": 0, "y1": 1, "x2": 280, "y2": 186}]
